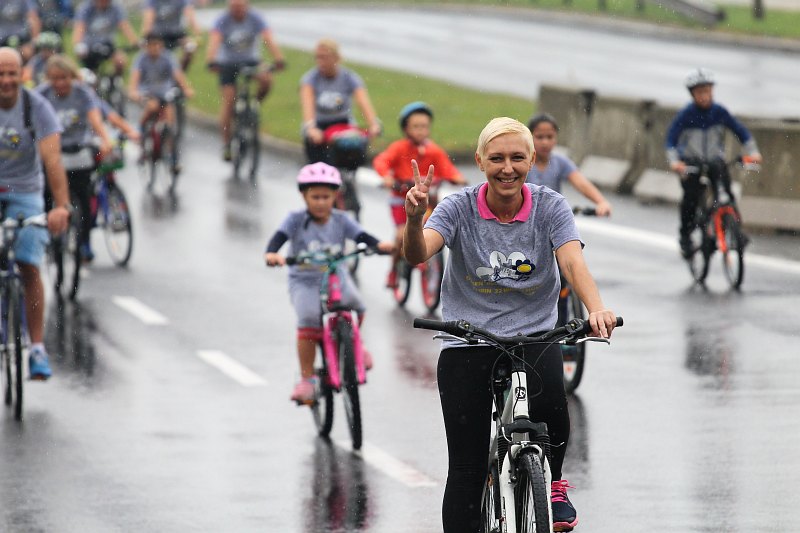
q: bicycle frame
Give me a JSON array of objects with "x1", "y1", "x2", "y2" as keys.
[{"x1": 320, "y1": 265, "x2": 367, "y2": 390}]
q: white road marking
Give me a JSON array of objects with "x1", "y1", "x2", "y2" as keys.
[
  {"x1": 112, "y1": 296, "x2": 170, "y2": 325},
  {"x1": 196, "y1": 350, "x2": 267, "y2": 387},
  {"x1": 337, "y1": 439, "x2": 438, "y2": 488},
  {"x1": 576, "y1": 218, "x2": 800, "y2": 276}
]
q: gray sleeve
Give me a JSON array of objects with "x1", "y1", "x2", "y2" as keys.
[
  {"x1": 277, "y1": 211, "x2": 300, "y2": 237},
  {"x1": 549, "y1": 195, "x2": 582, "y2": 251},
  {"x1": 342, "y1": 213, "x2": 366, "y2": 241},
  {"x1": 424, "y1": 194, "x2": 459, "y2": 247},
  {"x1": 32, "y1": 93, "x2": 63, "y2": 139},
  {"x1": 347, "y1": 69, "x2": 365, "y2": 91}
]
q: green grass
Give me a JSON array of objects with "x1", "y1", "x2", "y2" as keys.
[
  {"x1": 251, "y1": 0, "x2": 800, "y2": 40},
  {"x1": 186, "y1": 45, "x2": 535, "y2": 154}
]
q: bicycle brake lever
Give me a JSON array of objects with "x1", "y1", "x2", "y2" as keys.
[
  {"x1": 574, "y1": 337, "x2": 611, "y2": 345},
  {"x1": 433, "y1": 333, "x2": 484, "y2": 345}
]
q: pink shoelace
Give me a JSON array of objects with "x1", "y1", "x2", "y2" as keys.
[{"x1": 551, "y1": 479, "x2": 575, "y2": 503}]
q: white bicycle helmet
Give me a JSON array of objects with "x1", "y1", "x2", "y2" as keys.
[
  {"x1": 297, "y1": 162, "x2": 342, "y2": 190},
  {"x1": 685, "y1": 68, "x2": 715, "y2": 90}
]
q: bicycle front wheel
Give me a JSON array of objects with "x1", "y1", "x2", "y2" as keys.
[
  {"x1": 515, "y1": 452, "x2": 551, "y2": 533},
  {"x1": 102, "y1": 183, "x2": 134, "y2": 266},
  {"x1": 562, "y1": 287, "x2": 587, "y2": 395},
  {"x1": 5, "y1": 283, "x2": 24, "y2": 420},
  {"x1": 393, "y1": 259, "x2": 412, "y2": 306},
  {"x1": 721, "y1": 213, "x2": 745, "y2": 289},
  {"x1": 421, "y1": 251, "x2": 444, "y2": 313},
  {"x1": 311, "y1": 351, "x2": 334, "y2": 438},
  {"x1": 481, "y1": 461, "x2": 502, "y2": 533},
  {"x1": 337, "y1": 320, "x2": 362, "y2": 450},
  {"x1": 687, "y1": 223, "x2": 711, "y2": 284},
  {"x1": 246, "y1": 117, "x2": 260, "y2": 184},
  {"x1": 54, "y1": 207, "x2": 82, "y2": 300}
]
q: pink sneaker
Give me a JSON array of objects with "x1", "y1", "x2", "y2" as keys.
[
  {"x1": 551, "y1": 479, "x2": 578, "y2": 532},
  {"x1": 290, "y1": 378, "x2": 316, "y2": 404}
]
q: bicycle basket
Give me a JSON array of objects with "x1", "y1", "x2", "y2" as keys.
[{"x1": 325, "y1": 125, "x2": 368, "y2": 170}]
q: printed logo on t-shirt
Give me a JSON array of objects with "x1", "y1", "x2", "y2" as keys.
[
  {"x1": 317, "y1": 91, "x2": 344, "y2": 113},
  {"x1": 0, "y1": 126, "x2": 22, "y2": 149},
  {"x1": 89, "y1": 14, "x2": 114, "y2": 34},
  {"x1": 57, "y1": 108, "x2": 80, "y2": 129},
  {"x1": 227, "y1": 28, "x2": 252, "y2": 52},
  {"x1": 475, "y1": 250, "x2": 535, "y2": 282}
]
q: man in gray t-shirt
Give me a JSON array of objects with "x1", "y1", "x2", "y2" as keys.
[
  {"x1": 0, "y1": 47, "x2": 70, "y2": 380},
  {"x1": 0, "y1": 0, "x2": 40, "y2": 61},
  {"x1": 72, "y1": 0, "x2": 139, "y2": 74}
]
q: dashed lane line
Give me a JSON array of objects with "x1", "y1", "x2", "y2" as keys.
[
  {"x1": 336, "y1": 439, "x2": 438, "y2": 488},
  {"x1": 196, "y1": 350, "x2": 268, "y2": 387},
  {"x1": 576, "y1": 218, "x2": 800, "y2": 276},
  {"x1": 112, "y1": 296, "x2": 170, "y2": 325}
]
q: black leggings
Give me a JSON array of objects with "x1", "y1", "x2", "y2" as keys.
[
  {"x1": 45, "y1": 168, "x2": 94, "y2": 244},
  {"x1": 679, "y1": 158, "x2": 734, "y2": 238},
  {"x1": 438, "y1": 343, "x2": 569, "y2": 533}
]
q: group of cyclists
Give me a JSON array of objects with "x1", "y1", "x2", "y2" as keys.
[{"x1": 0, "y1": 0, "x2": 764, "y2": 530}]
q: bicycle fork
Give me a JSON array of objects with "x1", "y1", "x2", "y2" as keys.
[
  {"x1": 320, "y1": 272, "x2": 367, "y2": 390},
  {"x1": 496, "y1": 369, "x2": 554, "y2": 533}
]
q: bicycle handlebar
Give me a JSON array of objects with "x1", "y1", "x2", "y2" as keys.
[
  {"x1": 572, "y1": 206, "x2": 597, "y2": 216},
  {"x1": 283, "y1": 244, "x2": 384, "y2": 266},
  {"x1": 413, "y1": 316, "x2": 623, "y2": 346}
]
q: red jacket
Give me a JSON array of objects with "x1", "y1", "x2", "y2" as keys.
[{"x1": 373, "y1": 138, "x2": 462, "y2": 197}]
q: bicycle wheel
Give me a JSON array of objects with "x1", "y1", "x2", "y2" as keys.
[
  {"x1": 515, "y1": 451, "x2": 551, "y2": 533},
  {"x1": 54, "y1": 206, "x2": 82, "y2": 300},
  {"x1": 311, "y1": 348, "x2": 334, "y2": 438},
  {"x1": 393, "y1": 259, "x2": 412, "y2": 306},
  {"x1": 6, "y1": 283, "x2": 24, "y2": 420},
  {"x1": 231, "y1": 125, "x2": 246, "y2": 181},
  {"x1": 341, "y1": 172, "x2": 361, "y2": 221},
  {"x1": 687, "y1": 222, "x2": 711, "y2": 284},
  {"x1": 337, "y1": 320, "x2": 362, "y2": 450},
  {"x1": 102, "y1": 183, "x2": 134, "y2": 266},
  {"x1": 421, "y1": 251, "x2": 444, "y2": 313},
  {"x1": 721, "y1": 213, "x2": 745, "y2": 289},
  {"x1": 562, "y1": 288, "x2": 587, "y2": 395},
  {"x1": 481, "y1": 461, "x2": 502, "y2": 533},
  {"x1": 246, "y1": 112, "x2": 260, "y2": 184},
  {"x1": 1, "y1": 290, "x2": 11, "y2": 407}
]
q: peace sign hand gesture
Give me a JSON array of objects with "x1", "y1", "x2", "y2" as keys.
[{"x1": 405, "y1": 160, "x2": 435, "y2": 220}]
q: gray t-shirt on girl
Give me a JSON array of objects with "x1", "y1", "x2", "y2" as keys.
[
  {"x1": 76, "y1": 0, "x2": 126, "y2": 46},
  {"x1": 276, "y1": 209, "x2": 364, "y2": 282},
  {"x1": 132, "y1": 51, "x2": 178, "y2": 98},
  {"x1": 212, "y1": 10, "x2": 266, "y2": 64},
  {"x1": 425, "y1": 183, "x2": 581, "y2": 348},
  {"x1": 37, "y1": 82, "x2": 100, "y2": 149},
  {"x1": 300, "y1": 67, "x2": 364, "y2": 126},
  {"x1": 0, "y1": 89, "x2": 62, "y2": 193},
  {"x1": 525, "y1": 152, "x2": 577, "y2": 193},
  {"x1": 0, "y1": 0, "x2": 35, "y2": 41}
]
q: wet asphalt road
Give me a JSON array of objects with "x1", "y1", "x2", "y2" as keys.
[
  {"x1": 197, "y1": 6, "x2": 800, "y2": 118},
  {"x1": 1, "y1": 120, "x2": 799, "y2": 532}
]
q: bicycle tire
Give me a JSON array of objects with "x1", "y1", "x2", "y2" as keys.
[
  {"x1": 247, "y1": 115, "x2": 260, "y2": 184},
  {"x1": 721, "y1": 213, "x2": 744, "y2": 290},
  {"x1": 562, "y1": 287, "x2": 587, "y2": 395},
  {"x1": 515, "y1": 451, "x2": 551, "y2": 533},
  {"x1": 8, "y1": 283, "x2": 24, "y2": 420},
  {"x1": 311, "y1": 351, "x2": 334, "y2": 438},
  {"x1": 54, "y1": 206, "x2": 82, "y2": 300},
  {"x1": 687, "y1": 223, "x2": 711, "y2": 284},
  {"x1": 481, "y1": 461, "x2": 503, "y2": 533},
  {"x1": 337, "y1": 320, "x2": 362, "y2": 450},
  {"x1": 393, "y1": 259, "x2": 412, "y2": 306},
  {"x1": 102, "y1": 183, "x2": 134, "y2": 266},
  {"x1": 421, "y1": 251, "x2": 444, "y2": 313},
  {"x1": 231, "y1": 126, "x2": 245, "y2": 181},
  {"x1": 2, "y1": 289, "x2": 11, "y2": 407}
]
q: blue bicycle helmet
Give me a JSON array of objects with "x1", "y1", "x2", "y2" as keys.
[{"x1": 398, "y1": 101, "x2": 433, "y2": 129}]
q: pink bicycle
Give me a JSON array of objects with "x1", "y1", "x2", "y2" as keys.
[{"x1": 286, "y1": 244, "x2": 377, "y2": 450}]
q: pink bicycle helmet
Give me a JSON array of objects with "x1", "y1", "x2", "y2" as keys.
[{"x1": 296, "y1": 162, "x2": 342, "y2": 190}]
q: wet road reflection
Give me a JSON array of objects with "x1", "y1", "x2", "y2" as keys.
[
  {"x1": 685, "y1": 321, "x2": 734, "y2": 390},
  {"x1": 564, "y1": 394, "x2": 590, "y2": 485},
  {"x1": 304, "y1": 438, "x2": 373, "y2": 533},
  {"x1": 389, "y1": 308, "x2": 438, "y2": 390},
  {"x1": 224, "y1": 178, "x2": 262, "y2": 237},
  {"x1": 46, "y1": 299, "x2": 98, "y2": 383}
]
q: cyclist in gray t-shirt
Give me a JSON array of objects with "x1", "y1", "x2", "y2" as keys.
[
  {"x1": 0, "y1": 47, "x2": 70, "y2": 381},
  {"x1": 141, "y1": 0, "x2": 201, "y2": 71},
  {"x1": 0, "y1": 0, "x2": 40, "y2": 62},
  {"x1": 72, "y1": 0, "x2": 139, "y2": 75},
  {"x1": 300, "y1": 38, "x2": 381, "y2": 165},
  {"x1": 404, "y1": 117, "x2": 617, "y2": 533}
]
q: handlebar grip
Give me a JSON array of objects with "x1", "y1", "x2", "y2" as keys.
[
  {"x1": 413, "y1": 318, "x2": 463, "y2": 336},
  {"x1": 572, "y1": 316, "x2": 623, "y2": 335},
  {"x1": 284, "y1": 257, "x2": 297, "y2": 266}
]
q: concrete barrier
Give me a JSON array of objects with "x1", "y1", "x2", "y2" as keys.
[{"x1": 537, "y1": 84, "x2": 594, "y2": 163}]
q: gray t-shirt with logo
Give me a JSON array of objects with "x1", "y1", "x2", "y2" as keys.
[
  {"x1": 212, "y1": 10, "x2": 266, "y2": 65},
  {"x1": 37, "y1": 82, "x2": 100, "y2": 149},
  {"x1": 425, "y1": 183, "x2": 581, "y2": 348},
  {"x1": 132, "y1": 51, "x2": 178, "y2": 98},
  {"x1": 0, "y1": 90, "x2": 62, "y2": 193},
  {"x1": 525, "y1": 152, "x2": 577, "y2": 193},
  {"x1": 75, "y1": 0, "x2": 126, "y2": 46},
  {"x1": 0, "y1": 0, "x2": 35, "y2": 40},
  {"x1": 300, "y1": 67, "x2": 364, "y2": 126},
  {"x1": 147, "y1": 0, "x2": 189, "y2": 35}
]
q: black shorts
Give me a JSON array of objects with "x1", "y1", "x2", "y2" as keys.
[
  {"x1": 81, "y1": 42, "x2": 116, "y2": 71},
  {"x1": 158, "y1": 30, "x2": 187, "y2": 50},
  {"x1": 218, "y1": 61, "x2": 260, "y2": 86}
]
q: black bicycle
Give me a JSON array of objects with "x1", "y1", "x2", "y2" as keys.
[
  {"x1": 51, "y1": 199, "x2": 82, "y2": 301},
  {"x1": 414, "y1": 315, "x2": 622, "y2": 532},
  {"x1": 1, "y1": 212, "x2": 49, "y2": 420},
  {"x1": 683, "y1": 158, "x2": 757, "y2": 290}
]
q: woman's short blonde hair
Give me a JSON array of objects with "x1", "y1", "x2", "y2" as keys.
[
  {"x1": 45, "y1": 54, "x2": 81, "y2": 80},
  {"x1": 476, "y1": 117, "x2": 535, "y2": 159},
  {"x1": 316, "y1": 38, "x2": 340, "y2": 60}
]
